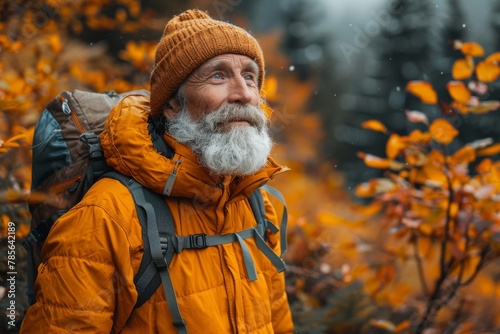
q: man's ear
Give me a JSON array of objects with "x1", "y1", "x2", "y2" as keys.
[{"x1": 163, "y1": 96, "x2": 181, "y2": 120}]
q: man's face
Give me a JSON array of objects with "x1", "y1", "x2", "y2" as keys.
[
  {"x1": 164, "y1": 54, "x2": 273, "y2": 176},
  {"x1": 164, "y1": 54, "x2": 261, "y2": 122}
]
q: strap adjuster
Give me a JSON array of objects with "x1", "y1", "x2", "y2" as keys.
[{"x1": 189, "y1": 234, "x2": 207, "y2": 249}]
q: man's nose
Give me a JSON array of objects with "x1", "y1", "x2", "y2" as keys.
[{"x1": 227, "y1": 76, "x2": 254, "y2": 105}]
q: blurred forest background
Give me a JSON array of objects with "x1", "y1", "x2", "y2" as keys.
[{"x1": 1, "y1": 0, "x2": 500, "y2": 333}]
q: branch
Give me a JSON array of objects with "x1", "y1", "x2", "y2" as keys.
[
  {"x1": 440, "y1": 171, "x2": 454, "y2": 276},
  {"x1": 460, "y1": 245, "x2": 491, "y2": 286},
  {"x1": 413, "y1": 234, "x2": 429, "y2": 296}
]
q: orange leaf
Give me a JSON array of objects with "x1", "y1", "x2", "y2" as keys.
[
  {"x1": 370, "y1": 319, "x2": 396, "y2": 332},
  {"x1": 406, "y1": 81, "x2": 438, "y2": 104},
  {"x1": 429, "y1": 119, "x2": 458, "y2": 145},
  {"x1": 362, "y1": 120, "x2": 388, "y2": 133},
  {"x1": 263, "y1": 76, "x2": 279, "y2": 101},
  {"x1": 476, "y1": 61, "x2": 500, "y2": 82},
  {"x1": 452, "y1": 58, "x2": 474, "y2": 80},
  {"x1": 475, "y1": 158, "x2": 492, "y2": 173},
  {"x1": 407, "y1": 129, "x2": 432, "y2": 144},
  {"x1": 47, "y1": 34, "x2": 62, "y2": 54},
  {"x1": 485, "y1": 52, "x2": 500, "y2": 64},
  {"x1": 386, "y1": 133, "x2": 408, "y2": 159},
  {"x1": 355, "y1": 182, "x2": 377, "y2": 198},
  {"x1": 395, "y1": 320, "x2": 411, "y2": 333},
  {"x1": 477, "y1": 143, "x2": 500, "y2": 156},
  {"x1": 405, "y1": 148, "x2": 427, "y2": 167},
  {"x1": 461, "y1": 42, "x2": 485, "y2": 57},
  {"x1": 446, "y1": 81, "x2": 471, "y2": 104},
  {"x1": 451, "y1": 146, "x2": 476, "y2": 165},
  {"x1": 358, "y1": 152, "x2": 391, "y2": 169}
]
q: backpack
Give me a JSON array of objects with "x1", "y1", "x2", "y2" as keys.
[{"x1": 23, "y1": 89, "x2": 288, "y2": 333}]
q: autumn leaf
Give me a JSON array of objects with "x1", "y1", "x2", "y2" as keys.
[
  {"x1": 356, "y1": 179, "x2": 395, "y2": 197},
  {"x1": 477, "y1": 143, "x2": 500, "y2": 156},
  {"x1": 475, "y1": 158, "x2": 492, "y2": 173},
  {"x1": 476, "y1": 61, "x2": 500, "y2": 82},
  {"x1": 429, "y1": 118, "x2": 458, "y2": 145},
  {"x1": 446, "y1": 81, "x2": 471, "y2": 104},
  {"x1": 466, "y1": 137, "x2": 494, "y2": 149},
  {"x1": 394, "y1": 320, "x2": 411, "y2": 333},
  {"x1": 468, "y1": 100, "x2": 500, "y2": 114},
  {"x1": 404, "y1": 109, "x2": 429, "y2": 125},
  {"x1": 407, "y1": 129, "x2": 432, "y2": 144},
  {"x1": 452, "y1": 58, "x2": 474, "y2": 80},
  {"x1": 317, "y1": 210, "x2": 364, "y2": 227},
  {"x1": 263, "y1": 76, "x2": 279, "y2": 101},
  {"x1": 355, "y1": 181, "x2": 377, "y2": 198},
  {"x1": 405, "y1": 148, "x2": 427, "y2": 167},
  {"x1": 362, "y1": 120, "x2": 388, "y2": 133},
  {"x1": 47, "y1": 34, "x2": 62, "y2": 54},
  {"x1": 450, "y1": 146, "x2": 476, "y2": 165},
  {"x1": 461, "y1": 42, "x2": 485, "y2": 57},
  {"x1": 370, "y1": 319, "x2": 396, "y2": 332},
  {"x1": 386, "y1": 134, "x2": 408, "y2": 160},
  {"x1": 406, "y1": 81, "x2": 438, "y2": 104},
  {"x1": 358, "y1": 152, "x2": 390, "y2": 169}
]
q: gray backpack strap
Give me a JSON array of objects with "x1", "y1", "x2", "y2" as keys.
[
  {"x1": 104, "y1": 171, "x2": 187, "y2": 334},
  {"x1": 172, "y1": 187, "x2": 287, "y2": 282},
  {"x1": 261, "y1": 185, "x2": 288, "y2": 257}
]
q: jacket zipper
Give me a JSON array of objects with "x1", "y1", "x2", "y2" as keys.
[
  {"x1": 61, "y1": 95, "x2": 85, "y2": 134},
  {"x1": 163, "y1": 160, "x2": 182, "y2": 195}
]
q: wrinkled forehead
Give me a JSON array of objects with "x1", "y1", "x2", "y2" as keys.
[{"x1": 192, "y1": 54, "x2": 260, "y2": 76}]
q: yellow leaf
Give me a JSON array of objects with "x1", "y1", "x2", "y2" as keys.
[
  {"x1": 476, "y1": 61, "x2": 500, "y2": 82},
  {"x1": 468, "y1": 100, "x2": 500, "y2": 114},
  {"x1": 406, "y1": 81, "x2": 438, "y2": 104},
  {"x1": 386, "y1": 133, "x2": 408, "y2": 159},
  {"x1": 477, "y1": 143, "x2": 500, "y2": 156},
  {"x1": 452, "y1": 58, "x2": 474, "y2": 80},
  {"x1": 429, "y1": 119, "x2": 458, "y2": 145},
  {"x1": 461, "y1": 42, "x2": 485, "y2": 57},
  {"x1": 446, "y1": 81, "x2": 471, "y2": 104},
  {"x1": 362, "y1": 120, "x2": 388, "y2": 133}
]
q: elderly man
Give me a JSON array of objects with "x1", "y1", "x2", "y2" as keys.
[{"x1": 20, "y1": 9, "x2": 293, "y2": 334}]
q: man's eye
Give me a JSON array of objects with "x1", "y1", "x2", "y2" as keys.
[
  {"x1": 212, "y1": 73, "x2": 223, "y2": 79},
  {"x1": 244, "y1": 74, "x2": 255, "y2": 81}
]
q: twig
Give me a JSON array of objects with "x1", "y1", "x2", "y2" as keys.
[{"x1": 413, "y1": 234, "x2": 429, "y2": 296}]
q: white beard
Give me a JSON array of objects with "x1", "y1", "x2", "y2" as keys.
[{"x1": 167, "y1": 103, "x2": 273, "y2": 176}]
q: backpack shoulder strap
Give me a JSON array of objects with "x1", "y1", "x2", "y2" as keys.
[
  {"x1": 103, "y1": 171, "x2": 187, "y2": 333},
  {"x1": 249, "y1": 185, "x2": 288, "y2": 257}
]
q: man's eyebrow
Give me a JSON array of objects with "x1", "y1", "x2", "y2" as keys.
[{"x1": 200, "y1": 58, "x2": 259, "y2": 74}]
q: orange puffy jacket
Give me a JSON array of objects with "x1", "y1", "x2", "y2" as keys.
[{"x1": 20, "y1": 95, "x2": 294, "y2": 333}]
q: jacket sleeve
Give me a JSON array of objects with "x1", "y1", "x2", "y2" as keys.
[
  {"x1": 262, "y1": 190, "x2": 294, "y2": 334},
  {"x1": 20, "y1": 196, "x2": 141, "y2": 333}
]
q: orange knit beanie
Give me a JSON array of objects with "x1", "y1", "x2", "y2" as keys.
[{"x1": 149, "y1": 9, "x2": 265, "y2": 115}]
